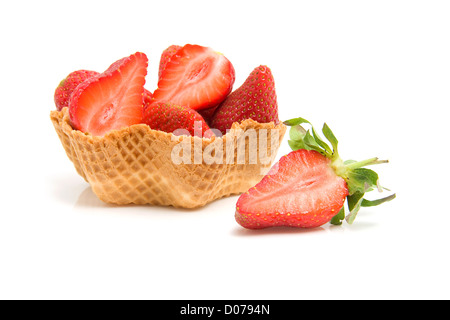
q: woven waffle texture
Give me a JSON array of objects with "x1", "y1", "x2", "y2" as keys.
[{"x1": 50, "y1": 108, "x2": 286, "y2": 208}]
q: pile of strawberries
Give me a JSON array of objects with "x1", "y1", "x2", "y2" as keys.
[{"x1": 54, "y1": 44, "x2": 279, "y2": 137}]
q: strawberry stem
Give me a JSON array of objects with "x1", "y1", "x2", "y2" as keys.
[{"x1": 345, "y1": 157, "x2": 388, "y2": 170}]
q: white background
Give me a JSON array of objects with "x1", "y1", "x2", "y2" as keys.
[{"x1": 0, "y1": 0, "x2": 449, "y2": 300}]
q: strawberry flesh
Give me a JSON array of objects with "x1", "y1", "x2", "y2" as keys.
[
  {"x1": 153, "y1": 44, "x2": 235, "y2": 111},
  {"x1": 69, "y1": 52, "x2": 148, "y2": 136},
  {"x1": 158, "y1": 45, "x2": 182, "y2": 80},
  {"x1": 236, "y1": 149, "x2": 349, "y2": 229}
]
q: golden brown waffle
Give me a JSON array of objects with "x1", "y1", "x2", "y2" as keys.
[{"x1": 50, "y1": 108, "x2": 286, "y2": 208}]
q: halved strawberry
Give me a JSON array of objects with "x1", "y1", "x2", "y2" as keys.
[
  {"x1": 236, "y1": 149, "x2": 349, "y2": 229},
  {"x1": 236, "y1": 118, "x2": 396, "y2": 229},
  {"x1": 152, "y1": 44, "x2": 235, "y2": 111},
  {"x1": 69, "y1": 52, "x2": 148, "y2": 136},
  {"x1": 143, "y1": 101, "x2": 213, "y2": 138},
  {"x1": 158, "y1": 45, "x2": 181, "y2": 80}
]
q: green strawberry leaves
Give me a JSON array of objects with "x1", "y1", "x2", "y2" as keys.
[
  {"x1": 347, "y1": 167, "x2": 380, "y2": 194},
  {"x1": 330, "y1": 206, "x2": 346, "y2": 225},
  {"x1": 284, "y1": 117, "x2": 395, "y2": 225},
  {"x1": 322, "y1": 123, "x2": 339, "y2": 156},
  {"x1": 361, "y1": 194, "x2": 396, "y2": 207}
]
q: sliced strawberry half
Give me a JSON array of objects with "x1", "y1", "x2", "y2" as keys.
[
  {"x1": 69, "y1": 52, "x2": 148, "y2": 136},
  {"x1": 152, "y1": 44, "x2": 235, "y2": 111},
  {"x1": 236, "y1": 117, "x2": 396, "y2": 229},
  {"x1": 236, "y1": 149, "x2": 349, "y2": 229},
  {"x1": 158, "y1": 45, "x2": 182, "y2": 80}
]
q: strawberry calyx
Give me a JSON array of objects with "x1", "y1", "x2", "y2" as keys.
[{"x1": 284, "y1": 117, "x2": 396, "y2": 225}]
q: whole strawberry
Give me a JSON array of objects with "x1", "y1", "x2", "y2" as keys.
[
  {"x1": 198, "y1": 105, "x2": 219, "y2": 125},
  {"x1": 235, "y1": 118, "x2": 395, "y2": 229},
  {"x1": 54, "y1": 70, "x2": 99, "y2": 111},
  {"x1": 211, "y1": 65, "x2": 279, "y2": 134},
  {"x1": 143, "y1": 101, "x2": 214, "y2": 138},
  {"x1": 157, "y1": 44, "x2": 226, "y2": 125}
]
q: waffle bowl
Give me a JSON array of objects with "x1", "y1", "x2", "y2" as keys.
[{"x1": 50, "y1": 107, "x2": 286, "y2": 208}]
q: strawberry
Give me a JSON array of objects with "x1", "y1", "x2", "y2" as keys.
[
  {"x1": 54, "y1": 70, "x2": 99, "y2": 111},
  {"x1": 143, "y1": 101, "x2": 214, "y2": 138},
  {"x1": 235, "y1": 118, "x2": 395, "y2": 229},
  {"x1": 143, "y1": 88, "x2": 153, "y2": 106},
  {"x1": 211, "y1": 65, "x2": 279, "y2": 134},
  {"x1": 152, "y1": 44, "x2": 235, "y2": 111},
  {"x1": 198, "y1": 105, "x2": 219, "y2": 124},
  {"x1": 158, "y1": 45, "x2": 181, "y2": 80},
  {"x1": 236, "y1": 149, "x2": 349, "y2": 229},
  {"x1": 69, "y1": 52, "x2": 148, "y2": 136}
]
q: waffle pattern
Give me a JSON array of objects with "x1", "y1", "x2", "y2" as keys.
[{"x1": 50, "y1": 108, "x2": 286, "y2": 208}]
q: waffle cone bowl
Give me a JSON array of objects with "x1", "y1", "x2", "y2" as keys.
[{"x1": 50, "y1": 107, "x2": 286, "y2": 208}]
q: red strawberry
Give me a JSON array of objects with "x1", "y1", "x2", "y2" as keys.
[
  {"x1": 236, "y1": 118, "x2": 395, "y2": 229},
  {"x1": 143, "y1": 101, "x2": 214, "y2": 138},
  {"x1": 143, "y1": 89, "x2": 153, "y2": 106},
  {"x1": 153, "y1": 44, "x2": 235, "y2": 111},
  {"x1": 211, "y1": 65, "x2": 279, "y2": 134},
  {"x1": 236, "y1": 149, "x2": 349, "y2": 229},
  {"x1": 69, "y1": 52, "x2": 148, "y2": 136},
  {"x1": 54, "y1": 70, "x2": 99, "y2": 111},
  {"x1": 158, "y1": 45, "x2": 181, "y2": 80}
]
